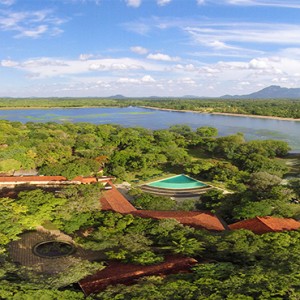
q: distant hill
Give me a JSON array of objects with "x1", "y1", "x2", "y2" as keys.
[
  {"x1": 181, "y1": 95, "x2": 202, "y2": 99},
  {"x1": 108, "y1": 94, "x2": 127, "y2": 99},
  {"x1": 221, "y1": 85, "x2": 300, "y2": 99}
]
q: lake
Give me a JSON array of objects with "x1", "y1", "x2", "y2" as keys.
[{"x1": 1, "y1": 106, "x2": 300, "y2": 151}]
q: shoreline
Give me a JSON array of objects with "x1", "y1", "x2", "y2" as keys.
[
  {"x1": 0, "y1": 105, "x2": 299, "y2": 121},
  {"x1": 0, "y1": 106, "x2": 117, "y2": 110},
  {"x1": 141, "y1": 106, "x2": 300, "y2": 122}
]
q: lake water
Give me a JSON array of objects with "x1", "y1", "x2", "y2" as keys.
[{"x1": 1, "y1": 106, "x2": 299, "y2": 151}]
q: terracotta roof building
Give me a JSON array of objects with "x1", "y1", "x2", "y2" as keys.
[
  {"x1": 98, "y1": 184, "x2": 225, "y2": 231},
  {"x1": 100, "y1": 182, "x2": 137, "y2": 214},
  {"x1": 229, "y1": 216, "x2": 300, "y2": 234},
  {"x1": 79, "y1": 256, "x2": 197, "y2": 296},
  {"x1": 72, "y1": 176, "x2": 98, "y2": 184},
  {"x1": 0, "y1": 175, "x2": 113, "y2": 186},
  {"x1": 131, "y1": 210, "x2": 226, "y2": 231},
  {"x1": 0, "y1": 176, "x2": 68, "y2": 185},
  {"x1": 72, "y1": 176, "x2": 114, "y2": 184}
]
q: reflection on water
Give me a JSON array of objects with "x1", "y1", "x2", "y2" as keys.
[{"x1": 1, "y1": 106, "x2": 300, "y2": 151}]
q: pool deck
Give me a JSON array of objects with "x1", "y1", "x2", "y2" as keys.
[
  {"x1": 140, "y1": 185, "x2": 213, "y2": 198},
  {"x1": 141, "y1": 174, "x2": 213, "y2": 197}
]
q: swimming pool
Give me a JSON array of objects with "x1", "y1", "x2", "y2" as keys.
[{"x1": 147, "y1": 174, "x2": 207, "y2": 190}]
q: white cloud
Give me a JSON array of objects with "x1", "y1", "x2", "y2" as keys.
[
  {"x1": 170, "y1": 64, "x2": 199, "y2": 73},
  {"x1": 1, "y1": 59, "x2": 18, "y2": 67},
  {"x1": 2, "y1": 56, "x2": 164, "y2": 78},
  {"x1": 238, "y1": 81, "x2": 250, "y2": 85},
  {"x1": 278, "y1": 48, "x2": 300, "y2": 58},
  {"x1": 79, "y1": 54, "x2": 94, "y2": 61},
  {"x1": 225, "y1": 0, "x2": 256, "y2": 4},
  {"x1": 0, "y1": 9, "x2": 66, "y2": 38},
  {"x1": 16, "y1": 25, "x2": 48, "y2": 38},
  {"x1": 147, "y1": 53, "x2": 180, "y2": 61},
  {"x1": 89, "y1": 63, "x2": 105, "y2": 70},
  {"x1": 157, "y1": 0, "x2": 172, "y2": 6},
  {"x1": 200, "y1": 66, "x2": 221, "y2": 73},
  {"x1": 130, "y1": 46, "x2": 148, "y2": 54},
  {"x1": 125, "y1": 17, "x2": 300, "y2": 51},
  {"x1": 75, "y1": 0, "x2": 101, "y2": 4},
  {"x1": 142, "y1": 75, "x2": 155, "y2": 82},
  {"x1": 272, "y1": 77, "x2": 289, "y2": 83},
  {"x1": 0, "y1": 0, "x2": 15, "y2": 5},
  {"x1": 6, "y1": 52, "x2": 295, "y2": 97},
  {"x1": 89, "y1": 62, "x2": 143, "y2": 71},
  {"x1": 125, "y1": 0, "x2": 142, "y2": 7},
  {"x1": 123, "y1": 21, "x2": 150, "y2": 35},
  {"x1": 124, "y1": 17, "x2": 300, "y2": 62},
  {"x1": 22, "y1": 58, "x2": 69, "y2": 67},
  {"x1": 184, "y1": 22, "x2": 300, "y2": 61},
  {"x1": 118, "y1": 77, "x2": 140, "y2": 84},
  {"x1": 248, "y1": 58, "x2": 269, "y2": 70},
  {"x1": 197, "y1": 0, "x2": 205, "y2": 4},
  {"x1": 177, "y1": 77, "x2": 196, "y2": 85},
  {"x1": 205, "y1": 40, "x2": 245, "y2": 51},
  {"x1": 117, "y1": 75, "x2": 155, "y2": 84},
  {"x1": 223, "y1": 0, "x2": 300, "y2": 9}
]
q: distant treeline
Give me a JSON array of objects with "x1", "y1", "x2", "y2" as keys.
[{"x1": 0, "y1": 97, "x2": 300, "y2": 118}]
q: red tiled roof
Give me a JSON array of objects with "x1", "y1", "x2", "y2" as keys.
[
  {"x1": 79, "y1": 256, "x2": 197, "y2": 296},
  {"x1": 131, "y1": 210, "x2": 225, "y2": 231},
  {"x1": 72, "y1": 176, "x2": 98, "y2": 184},
  {"x1": 97, "y1": 177, "x2": 114, "y2": 183},
  {"x1": 0, "y1": 176, "x2": 67, "y2": 182},
  {"x1": 100, "y1": 182, "x2": 137, "y2": 214},
  {"x1": 229, "y1": 216, "x2": 300, "y2": 234}
]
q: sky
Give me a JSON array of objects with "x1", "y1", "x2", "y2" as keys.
[{"x1": 1, "y1": 0, "x2": 300, "y2": 97}]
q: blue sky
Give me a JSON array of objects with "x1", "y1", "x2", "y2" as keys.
[{"x1": 1, "y1": 0, "x2": 300, "y2": 97}]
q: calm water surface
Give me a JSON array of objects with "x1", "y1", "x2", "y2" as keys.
[{"x1": 1, "y1": 106, "x2": 299, "y2": 151}]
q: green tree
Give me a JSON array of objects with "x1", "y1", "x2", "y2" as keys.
[
  {"x1": 184, "y1": 159, "x2": 214, "y2": 176},
  {"x1": 197, "y1": 189, "x2": 225, "y2": 212},
  {"x1": 55, "y1": 183, "x2": 102, "y2": 228},
  {"x1": 288, "y1": 178, "x2": 300, "y2": 198},
  {"x1": 17, "y1": 190, "x2": 66, "y2": 228},
  {"x1": 48, "y1": 258, "x2": 104, "y2": 289},
  {"x1": 162, "y1": 237, "x2": 204, "y2": 256},
  {"x1": 0, "y1": 283, "x2": 86, "y2": 300},
  {"x1": 242, "y1": 154, "x2": 288, "y2": 175},
  {"x1": 0, "y1": 159, "x2": 21, "y2": 173},
  {"x1": 249, "y1": 172, "x2": 282, "y2": 195},
  {"x1": 0, "y1": 198, "x2": 27, "y2": 245},
  {"x1": 196, "y1": 126, "x2": 218, "y2": 137},
  {"x1": 232, "y1": 200, "x2": 273, "y2": 220},
  {"x1": 214, "y1": 133, "x2": 245, "y2": 159},
  {"x1": 131, "y1": 191, "x2": 177, "y2": 210}
]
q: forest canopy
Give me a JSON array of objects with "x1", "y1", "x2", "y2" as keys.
[{"x1": 0, "y1": 120, "x2": 299, "y2": 299}]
